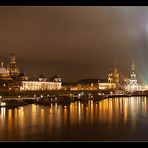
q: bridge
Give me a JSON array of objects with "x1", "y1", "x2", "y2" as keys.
[{"x1": 1, "y1": 97, "x2": 39, "y2": 101}]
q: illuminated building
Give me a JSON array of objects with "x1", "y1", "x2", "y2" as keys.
[
  {"x1": 62, "y1": 78, "x2": 116, "y2": 91},
  {"x1": 76, "y1": 79, "x2": 99, "y2": 90},
  {"x1": 18, "y1": 69, "x2": 29, "y2": 81},
  {"x1": 113, "y1": 66, "x2": 120, "y2": 87},
  {"x1": 20, "y1": 74, "x2": 62, "y2": 91},
  {"x1": 98, "y1": 71, "x2": 116, "y2": 90},
  {"x1": 62, "y1": 82, "x2": 77, "y2": 90},
  {"x1": 0, "y1": 62, "x2": 20, "y2": 92},
  {"x1": 108, "y1": 70, "x2": 113, "y2": 83},
  {"x1": 98, "y1": 79, "x2": 116, "y2": 90},
  {"x1": 7, "y1": 53, "x2": 19, "y2": 77},
  {"x1": 124, "y1": 62, "x2": 142, "y2": 93},
  {"x1": 0, "y1": 62, "x2": 11, "y2": 81},
  {"x1": 51, "y1": 75, "x2": 62, "y2": 83}
]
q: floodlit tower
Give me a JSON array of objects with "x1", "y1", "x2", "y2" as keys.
[
  {"x1": 108, "y1": 70, "x2": 113, "y2": 83},
  {"x1": 114, "y1": 66, "x2": 120, "y2": 87},
  {"x1": 7, "y1": 53, "x2": 19, "y2": 76}
]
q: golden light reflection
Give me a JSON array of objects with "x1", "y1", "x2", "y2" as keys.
[
  {"x1": 115, "y1": 98, "x2": 120, "y2": 125},
  {"x1": 63, "y1": 105, "x2": 68, "y2": 125},
  {"x1": 108, "y1": 99, "x2": 113, "y2": 125},
  {"x1": 98, "y1": 101, "x2": 103, "y2": 122},
  {"x1": 123, "y1": 97, "x2": 128, "y2": 123},
  {"x1": 18, "y1": 107, "x2": 24, "y2": 129},
  {"x1": 1, "y1": 108, "x2": 5, "y2": 128},
  {"x1": 32, "y1": 104, "x2": 37, "y2": 125},
  {"x1": 90, "y1": 100, "x2": 94, "y2": 123},
  {"x1": 56, "y1": 104, "x2": 61, "y2": 129},
  {"x1": 8, "y1": 109, "x2": 12, "y2": 130},
  {"x1": 40, "y1": 108, "x2": 44, "y2": 125},
  {"x1": 49, "y1": 106, "x2": 53, "y2": 129},
  {"x1": 0, "y1": 97, "x2": 147, "y2": 140},
  {"x1": 144, "y1": 97, "x2": 147, "y2": 115},
  {"x1": 14, "y1": 108, "x2": 18, "y2": 129},
  {"x1": 78, "y1": 102, "x2": 81, "y2": 122}
]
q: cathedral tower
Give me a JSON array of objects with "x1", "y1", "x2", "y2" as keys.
[
  {"x1": 108, "y1": 70, "x2": 113, "y2": 83},
  {"x1": 129, "y1": 61, "x2": 137, "y2": 84},
  {"x1": 7, "y1": 53, "x2": 19, "y2": 77},
  {"x1": 124, "y1": 61, "x2": 141, "y2": 92},
  {"x1": 113, "y1": 66, "x2": 120, "y2": 87}
]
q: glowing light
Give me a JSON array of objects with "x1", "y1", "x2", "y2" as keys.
[
  {"x1": 110, "y1": 91, "x2": 113, "y2": 95},
  {"x1": 1, "y1": 102, "x2": 6, "y2": 106}
]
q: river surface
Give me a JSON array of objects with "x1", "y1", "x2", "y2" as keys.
[{"x1": 0, "y1": 96, "x2": 148, "y2": 141}]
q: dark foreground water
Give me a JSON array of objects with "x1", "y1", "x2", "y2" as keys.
[{"x1": 0, "y1": 96, "x2": 148, "y2": 141}]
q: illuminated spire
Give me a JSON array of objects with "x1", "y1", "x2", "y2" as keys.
[
  {"x1": 131, "y1": 61, "x2": 136, "y2": 72},
  {"x1": 113, "y1": 60, "x2": 120, "y2": 87},
  {"x1": 10, "y1": 53, "x2": 16, "y2": 64},
  {"x1": 130, "y1": 61, "x2": 136, "y2": 80},
  {"x1": 1, "y1": 62, "x2": 3, "y2": 68},
  {"x1": 7, "y1": 52, "x2": 19, "y2": 76},
  {"x1": 108, "y1": 69, "x2": 113, "y2": 83},
  {"x1": 114, "y1": 59, "x2": 117, "y2": 71}
]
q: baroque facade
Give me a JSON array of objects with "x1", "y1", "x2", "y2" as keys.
[
  {"x1": 20, "y1": 75, "x2": 62, "y2": 91},
  {"x1": 123, "y1": 62, "x2": 142, "y2": 92},
  {"x1": 0, "y1": 53, "x2": 62, "y2": 92}
]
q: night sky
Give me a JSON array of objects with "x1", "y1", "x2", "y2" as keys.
[{"x1": 0, "y1": 7, "x2": 148, "y2": 83}]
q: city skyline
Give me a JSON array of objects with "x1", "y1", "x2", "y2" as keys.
[
  {"x1": 0, "y1": 7, "x2": 147, "y2": 82},
  {"x1": 0, "y1": 52, "x2": 141, "y2": 83},
  {"x1": 1, "y1": 6, "x2": 148, "y2": 142}
]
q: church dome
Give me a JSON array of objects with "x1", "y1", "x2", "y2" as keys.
[{"x1": 0, "y1": 68, "x2": 9, "y2": 75}]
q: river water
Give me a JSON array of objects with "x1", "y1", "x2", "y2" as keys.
[{"x1": 0, "y1": 96, "x2": 148, "y2": 141}]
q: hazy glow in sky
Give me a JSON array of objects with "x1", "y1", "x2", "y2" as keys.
[{"x1": 0, "y1": 6, "x2": 148, "y2": 82}]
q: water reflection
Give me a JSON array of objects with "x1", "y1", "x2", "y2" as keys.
[{"x1": 0, "y1": 97, "x2": 147, "y2": 141}]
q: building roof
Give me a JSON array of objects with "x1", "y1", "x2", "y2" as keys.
[
  {"x1": 19, "y1": 72, "x2": 25, "y2": 77},
  {"x1": 53, "y1": 75, "x2": 60, "y2": 78},
  {"x1": 77, "y1": 79, "x2": 108, "y2": 85},
  {"x1": 62, "y1": 82, "x2": 77, "y2": 86},
  {"x1": 39, "y1": 73, "x2": 45, "y2": 78},
  {"x1": 0, "y1": 68, "x2": 9, "y2": 75},
  {"x1": 98, "y1": 79, "x2": 108, "y2": 83}
]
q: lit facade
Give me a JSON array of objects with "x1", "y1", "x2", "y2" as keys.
[
  {"x1": 20, "y1": 75, "x2": 62, "y2": 91},
  {"x1": 0, "y1": 62, "x2": 12, "y2": 81},
  {"x1": 98, "y1": 82, "x2": 116, "y2": 90},
  {"x1": 20, "y1": 81, "x2": 62, "y2": 91},
  {"x1": 98, "y1": 71, "x2": 116, "y2": 90},
  {"x1": 62, "y1": 78, "x2": 116, "y2": 91},
  {"x1": 113, "y1": 66, "x2": 120, "y2": 87},
  {"x1": 124, "y1": 62, "x2": 142, "y2": 92},
  {"x1": 7, "y1": 53, "x2": 19, "y2": 77}
]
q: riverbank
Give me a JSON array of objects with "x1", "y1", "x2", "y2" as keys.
[
  {"x1": 0, "y1": 90, "x2": 148, "y2": 108},
  {"x1": 0, "y1": 99, "x2": 36, "y2": 108}
]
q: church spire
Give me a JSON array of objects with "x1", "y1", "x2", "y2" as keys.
[
  {"x1": 130, "y1": 61, "x2": 136, "y2": 80},
  {"x1": 108, "y1": 69, "x2": 113, "y2": 83},
  {"x1": 113, "y1": 60, "x2": 120, "y2": 87},
  {"x1": 10, "y1": 53, "x2": 16, "y2": 64},
  {"x1": 131, "y1": 61, "x2": 135, "y2": 72},
  {"x1": 1, "y1": 62, "x2": 3, "y2": 68},
  {"x1": 7, "y1": 52, "x2": 19, "y2": 76}
]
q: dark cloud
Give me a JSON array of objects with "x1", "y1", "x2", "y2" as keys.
[{"x1": 0, "y1": 7, "x2": 147, "y2": 82}]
